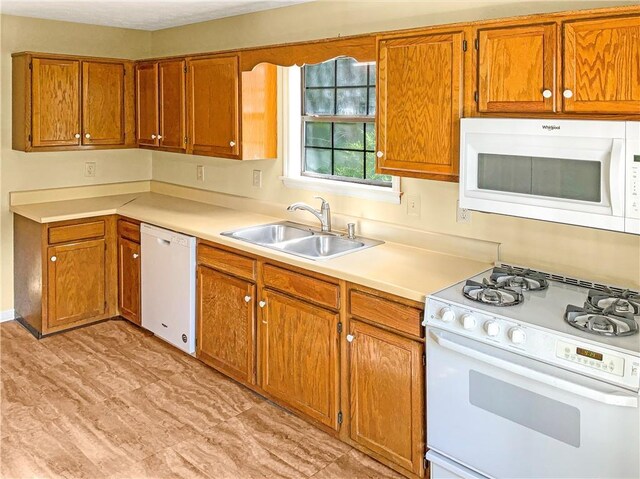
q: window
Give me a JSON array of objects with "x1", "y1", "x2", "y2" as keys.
[{"x1": 302, "y1": 58, "x2": 392, "y2": 186}]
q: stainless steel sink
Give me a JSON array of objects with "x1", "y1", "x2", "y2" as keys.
[{"x1": 221, "y1": 221, "x2": 382, "y2": 260}]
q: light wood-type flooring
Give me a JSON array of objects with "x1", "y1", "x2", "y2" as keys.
[{"x1": 0, "y1": 319, "x2": 403, "y2": 479}]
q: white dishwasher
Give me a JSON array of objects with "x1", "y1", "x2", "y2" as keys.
[{"x1": 141, "y1": 223, "x2": 196, "y2": 355}]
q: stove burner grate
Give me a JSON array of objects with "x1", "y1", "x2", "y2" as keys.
[
  {"x1": 463, "y1": 279, "x2": 524, "y2": 307},
  {"x1": 586, "y1": 288, "x2": 640, "y2": 316},
  {"x1": 564, "y1": 302, "x2": 638, "y2": 337},
  {"x1": 490, "y1": 266, "x2": 549, "y2": 292}
]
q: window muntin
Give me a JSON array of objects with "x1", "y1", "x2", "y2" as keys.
[{"x1": 302, "y1": 58, "x2": 391, "y2": 186}]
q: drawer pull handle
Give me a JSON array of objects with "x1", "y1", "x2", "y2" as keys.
[
  {"x1": 50, "y1": 255, "x2": 57, "y2": 262},
  {"x1": 346, "y1": 334, "x2": 355, "y2": 342},
  {"x1": 244, "y1": 295, "x2": 252, "y2": 303}
]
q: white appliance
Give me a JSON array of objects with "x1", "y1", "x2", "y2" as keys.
[
  {"x1": 425, "y1": 265, "x2": 640, "y2": 479},
  {"x1": 141, "y1": 223, "x2": 196, "y2": 355},
  {"x1": 459, "y1": 118, "x2": 640, "y2": 234}
]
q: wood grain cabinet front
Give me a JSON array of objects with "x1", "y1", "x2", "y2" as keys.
[
  {"x1": 82, "y1": 61, "x2": 126, "y2": 145},
  {"x1": 376, "y1": 30, "x2": 464, "y2": 182},
  {"x1": 118, "y1": 236, "x2": 141, "y2": 325},
  {"x1": 258, "y1": 289, "x2": 340, "y2": 430},
  {"x1": 136, "y1": 61, "x2": 160, "y2": 147}
]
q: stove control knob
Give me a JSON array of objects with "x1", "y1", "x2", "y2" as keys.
[
  {"x1": 484, "y1": 321, "x2": 501, "y2": 337},
  {"x1": 461, "y1": 314, "x2": 477, "y2": 330},
  {"x1": 509, "y1": 328, "x2": 526, "y2": 345},
  {"x1": 438, "y1": 307, "x2": 455, "y2": 323}
]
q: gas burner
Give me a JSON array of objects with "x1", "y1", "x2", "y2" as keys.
[
  {"x1": 463, "y1": 279, "x2": 524, "y2": 307},
  {"x1": 489, "y1": 266, "x2": 549, "y2": 292},
  {"x1": 564, "y1": 303, "x2": 638, "y2": 337},
  {"x1": 586, "y1": 288, "x2": 640, "y2": 316}
]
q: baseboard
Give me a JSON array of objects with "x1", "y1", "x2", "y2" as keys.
[{"x1": 0, "y1": 309, "x2": 15, "y2": 322}]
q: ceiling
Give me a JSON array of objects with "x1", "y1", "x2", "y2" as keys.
[{"x1": 0, "y1": 0, "x2": 316, "y2": 31}]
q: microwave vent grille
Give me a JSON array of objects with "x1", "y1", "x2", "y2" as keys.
[{"x1": 498, "y1": 263, "x2": 637, "y2": 295}]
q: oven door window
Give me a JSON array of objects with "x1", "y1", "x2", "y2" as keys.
[{"x1": 477, "y1": 154, "x2": 601, "y2": 203}]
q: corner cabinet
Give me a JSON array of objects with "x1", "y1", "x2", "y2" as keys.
[
  {"x1": 12, "y1": 52, "x2": 135, "y2": 151},
  {"x1": 376, "y1": 30, "x2": 465, "y2": 182}
]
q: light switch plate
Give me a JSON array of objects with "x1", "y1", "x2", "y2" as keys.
[
  {"x1": 406, "y1": 195, "x2": 421, "y2": 217},
  {"x1": 252, "y1": 169, "x2": 262, "y2": 188},
  {"x1": 84, "y1": 162, "x2": 96, "y2": 177},
  {"x1": 196, "y1": 165, "x2": 204, "y2": 181}
]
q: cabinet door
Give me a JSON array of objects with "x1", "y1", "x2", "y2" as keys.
[
  {"x1": 197, "y1": 266, "x2": 255, "y2": 383},
  {"x1": 477, "y1": 24, "x2": 556, "y2": 113},
  {"x1": 259, "y1": 289, "x2": 340, "y2": 429},
  {"x1": 377, "y1": 31, "x2": 463, "y2": 182},
  {"x1": 159, "y1": 60, "x2": 187, "y2": 150},
  {"x1": 136, "y1": 62, "x2": 159, "y2": 147},
  {"x1": 187, "y1": 55, "x2": 240, "y2": 158},
  {"x1": 47, "y1": 239, "x2": 106, "y2": 329},
  {"x1": 349, "y1": 320, "x2": 424, "y2": 476},
  {"x1": 31, "y1": 57, "x2": 81, "y2": 147},
  {"x1": 563, "y1": 15, "x2": 640, "y2": 114},
  {"x1": 82, "y1": 61, "x2": 125, "y2": 145},
  {"x1": 118, "y1": 237, "x2": 140, "y2": 325}
]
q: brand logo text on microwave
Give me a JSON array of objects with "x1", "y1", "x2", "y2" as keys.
[{"x1": 542, "y1": 124, "x2": 561, "y2": 131}]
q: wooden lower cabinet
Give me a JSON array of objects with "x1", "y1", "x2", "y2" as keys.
[
  {"x1": 118, "y1": 236, "x2": 141, "y2": 324},
  {"x1": 258, "y1": 288, "x2": 340, "y2": 430},
  {"x1": 197, "y1": 266, "x2": 256, "y2": 384},
  {"x1": 47, "y1": 239, "x2": 107, "y2": 329},
  {"x1": 348, "y1": 320, "x2": 425, "y2": 476}
]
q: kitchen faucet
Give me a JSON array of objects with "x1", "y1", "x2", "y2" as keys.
[{"x1": 287, "y1": 196, "x2": 332, "y2": 233}]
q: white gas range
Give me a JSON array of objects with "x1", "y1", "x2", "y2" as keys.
[{"x1": 424, "y1": 265, "x2": 640, "y2": 479}]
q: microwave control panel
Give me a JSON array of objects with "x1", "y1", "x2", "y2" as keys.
[{"x1": 630, "y1": 155, "x2": 639, "y2": 217}]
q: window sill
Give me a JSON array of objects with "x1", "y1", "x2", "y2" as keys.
[{"x1": 281, "y1": 175, "x2": 401, "y2": 204}]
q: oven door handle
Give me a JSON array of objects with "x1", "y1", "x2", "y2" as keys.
[
  {"x1": 430, "y1": 330, "x2": 638, "y2": 408},
  {"x1": 610, "y1": 138, "x2": 624, "y2": 216}
]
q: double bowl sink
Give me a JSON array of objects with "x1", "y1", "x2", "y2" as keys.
[{"x1": 221, "y1": 222, "x2": 383, "y2": 261}]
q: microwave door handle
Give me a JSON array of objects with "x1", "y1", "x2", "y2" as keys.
[
  {"x1": 610, "y1": 138, "x2": 625, "y2": 216},
  {"x1": 429, "y1": 330, "x2": 638, "y2": 408}
]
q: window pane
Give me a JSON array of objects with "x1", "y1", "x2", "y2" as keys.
[
  {"x1": 366, "y1": 152, "x2": 392, "y2": 182},
  {"x1": 334, "y1": 122, "x2": 364, "y2": 150},
  {"x1": 335, "y1": 150, "x2": 364, "y2": 179},
  {"x1": 305, "y1": 122, "x2": 332, "y2": 148},
  {"x1": 305, "y1": 148, "x2": 332, "y2": 175},
  {"x1": 368, "y1": 87, "x2": 376, "y2": 115},
  {"x1": 365, "y1": 123, "x2": 375, "y2": 151},
  {"x1": 305, "y1": 61, "x2": 335, "y2": 87},
  {"x1": 305, "y1": 89, "x2": 335, "y2": 115},
  {"x1": 369, "y1": 65, "x2": 376, "y2": 85},
  {"x1": 336, "y1": 87, "x2": 368, "y2": 115},
  {"x1": 336, "y1": 58, "x2": 367, "y2": 86}
]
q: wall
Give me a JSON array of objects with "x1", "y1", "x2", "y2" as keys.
[
  {"x1": 0, "y1": 15, "x2": 153, "y2": 312},
  {"x1": 150, "y1": 0, "x2": 640, "y2": 289}
]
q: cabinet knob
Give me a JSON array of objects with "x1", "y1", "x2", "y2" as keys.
[
  {"x1": 229, "y1": 141, "x2": 236, "y2": 147},
  {"x1": 376, "y1": 151, "x2": 383, "y2": 158},
  {"x1": 563, "y1": 89, "x2": 573, "y2": 99},
  {"x1": 74, "y1": 133, "x2": 81, "y2": 139},
  {"x1": 259, "y1": 300, "x2": 266, "y2": 308},
  {"x1": 85, "y1": 133, "x2": 91, "y2": 139},
  {"x1": 50, "y1": 256, "x2": 57, "y2": 262},
  {"x1": 151, "y1": 134, "x2": 157, "y2": 139},
  {"x1": 133, "y1": 253, "x2": 139, "y2": 259},
  {"x1": 244, "y1": 295, "x2": 252, "y2": 303},
  {"x1": 542, "y1": 89, "x2": 552, "y2": 99},
  {"x1": 157, "y1": 134, "x2": 163, "y2": 140},
  {"x1": 346, "y1": 334, "x2": 355, "y2": 343}
]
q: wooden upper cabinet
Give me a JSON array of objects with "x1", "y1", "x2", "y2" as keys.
[
  {"x1": 136, "y1": 62, "x2": 159, "y2": 147},
  {"x1": 30, "y1": 57, "x2": 81, "y2": 147},
  {"x1": 82, "y1": 61, "x2": 126, "y2": 145},
  {"x1": 47, "y1": 239, "x2": 106, "y2": 330},
  {"x1": 377, "y1": 31, "x2": 464, "y2": 182},
  {"x1": 349, "y1": 320, "x2": 425, "y2": 476},
  {"x1": 563, "y1": 14, "x2": 640, "y2": 114},
  {"x1": 197, "y1": 266, "x2": 255, "y2": 384},
  {"x1": 258, "y1": 289, "x2": 340, "y2": 430},
  {"x1": 477, "y1": 24, "x2": 557, "y2": 113},
  {"x1": 187, "y1": 55, "x2": 240, "y2": 158},
  {"x1": 159, "y1": 60, "x2": 187, "y2": 150}
]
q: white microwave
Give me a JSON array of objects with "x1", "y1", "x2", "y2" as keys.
[{"x1": 459, "y1": 118, "x2": 639, "y2": 234}]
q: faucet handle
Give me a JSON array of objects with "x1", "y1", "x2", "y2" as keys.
[{"x1": 314, "y1": 196, "x2": 329, "y2": 209}]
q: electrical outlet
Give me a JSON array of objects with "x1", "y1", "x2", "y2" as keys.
[
  {"x1": 252, "y1": 169, "x2": 262, "y2": 188},
  {"x1": 196, "y1": 165, "x2": 204, "y2": 181},
  {"x1": 84, "y1": 162, "x2": 96, "y2": 177},
  {"x1": 457, "y1": 201, "x2": 471, "y2": 223},
  {"x1": 406, "y1": 195, "x2": 421, "y2": 217}
]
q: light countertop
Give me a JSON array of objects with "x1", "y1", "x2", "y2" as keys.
[{"x1": 12, "y1": 192, "x2": 492, "y2": 303}]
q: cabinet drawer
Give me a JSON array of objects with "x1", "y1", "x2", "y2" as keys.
[
  {"x1": 48, "y1": 220, "x2": 105, "y2": 244},
  {"x1": 349, "y1": 290, "x2": 423, "y2": 338},
  {"x1": 118, "y1": 219, "x2": 140, "y2": 243},
  {"x1": 262, "y1": 264, "x2": 339, "y2": 310},
  {"x1": 198, "y1": 244, "x2": 256, "y2": 281}
]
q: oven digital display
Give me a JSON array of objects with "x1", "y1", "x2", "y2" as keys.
[
  {"x1": 576, "y1": 347, "x2": 603, "y2": 361},
  {"x1": 634, "y1": 155, "x2": 640, "y2": 162}
]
